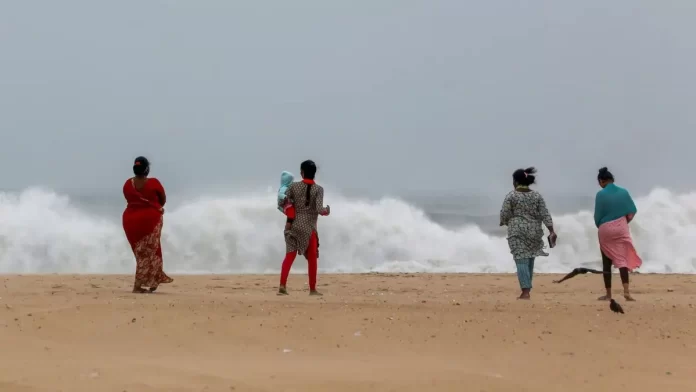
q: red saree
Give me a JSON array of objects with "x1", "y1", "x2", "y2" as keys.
[{"x1": 122, "y1": 178, "x2": 173, "y2": 288}]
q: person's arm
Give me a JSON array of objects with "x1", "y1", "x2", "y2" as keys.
[
  {"x1": 538, "y1": 195, "x2": 555, "y2": 234},
  {"x1": 284, "y1": 185, "x2": 295, "y2": 229},
  {"x1": 499, "y1": 193, "x2": 513, "y2": 226},
  {"x1": 158, "y1": 189, "x2": 166, "y2": 207},
  {"x1": 153, "y1": 178, "x2": 166, "y2": 209},
  {"x1": 625, "y1": 190, "x2": 637, "y2": 223},
  {"x1": 315, "y1": 186, "x2": 329, "y2": 216},
  {"x1": 593, "y1": 193, "x2": 602, "y2": 228}
]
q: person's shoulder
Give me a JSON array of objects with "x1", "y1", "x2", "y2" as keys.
[
  {"x1": 147, "y1": 177, "x2": 165, "y2": 189},
  {"x1": 617, "y1": 185, "x2": 632, "y2": 197}
]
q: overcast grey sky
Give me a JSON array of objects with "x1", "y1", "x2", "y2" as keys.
[{"x1": 1, "y1": 1, "x2": 695, "y2": 197}]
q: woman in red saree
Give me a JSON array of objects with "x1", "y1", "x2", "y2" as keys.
[{"x1": 122, "y1": 156, "x2": 173, "y2": 293}]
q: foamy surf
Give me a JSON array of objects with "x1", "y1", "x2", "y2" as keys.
[{"x1": 0, "y1": 187, "x2": 695, "y2": 274}]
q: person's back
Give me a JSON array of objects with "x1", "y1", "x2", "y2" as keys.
[
  {"x1": 124, "y1": 177, "x2": 164, "y2": 210},
  {"x1": 287, "y1": 181, "x2": 324, "y2": 218},
  {"x1": 594, "y1": 183, "x2": 634, "y2": 227},
  {"x1": 501, "y1": 190, "x2": 552, "y2": 237},
  {"x1": 506, "y1": 190, "x2": 547, "y2": 224}
]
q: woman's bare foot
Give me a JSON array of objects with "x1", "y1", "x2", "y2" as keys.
[
  {"x1": 277, "y1": 286, "x2": 289, "y2": 296},
  {"x1": 624, "y1": 293, "x2": 636, "y2": 301},
  {"x1": 597, "y1": 295, "x2": 611, "y2": 301},
  {"x1": 517, "y1": 289, "x2": 531, "y2": 300},
  {"x1": 309, "y1": 290, "x2": 323, "y2": 296}
]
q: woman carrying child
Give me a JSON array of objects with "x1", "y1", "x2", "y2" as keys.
[{"x1": 277, "y1": 160, "x2": 330, "y2": 296}]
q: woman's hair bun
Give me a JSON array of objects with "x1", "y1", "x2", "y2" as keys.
[{"x1": 524, "y1": 167, "x2": 537, "y2": 175}]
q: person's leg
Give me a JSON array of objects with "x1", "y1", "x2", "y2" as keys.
[
  {"x1": 306, "y1": 231, "x2": 321, "y2": 295},
  {"x1": 278, "y1": 251, "x2": 298, "y2": 294},
  {"x1": 132, "y1": 246, "x2": 148, "y2": 293},
  {"x1": 528, "y1": 258, "x2": 535, "y2": 290},
  {"x1": 619, "y1": 267, "x2": 634, "y2": 301},
  {"x1": 133, "y1": 280, "x2": 147, "y2": 293},
  {"x1": 599, "y1": 252, "x2": 612, "y2": 300},
  {"x1": 515, "y1": 258, "x2": 532, "y2": 299}
]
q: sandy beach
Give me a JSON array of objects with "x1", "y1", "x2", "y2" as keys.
[{"x1": 0, "y1": 273, "x2": 694, "y2": 392}]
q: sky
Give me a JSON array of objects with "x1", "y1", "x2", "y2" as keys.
[{"x1": 1, "y1": 1, "x2": 695, "y2": 198}]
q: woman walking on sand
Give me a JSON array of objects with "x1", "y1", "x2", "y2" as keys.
[
  {"x1": 594, "y1": 167, "x2": 641, "y2": 301},
  {"x1": 122, "y1": 156, "x2": 173, "y2": 293},
  {"x1": 500, "y1": 167, "x2": 557, "y2": 300},
  {"x1": 278, "y1": 160, "x2": 330, "y2": 296}
]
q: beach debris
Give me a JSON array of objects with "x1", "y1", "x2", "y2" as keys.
[
  {"x1": 553, "y1": 267, "x2": 608, "y2": 283},
  {"x1": 610, "y1": 299, "x2": 624, "y2": 314},
  {"x1": 282, "y1": 348, "x2": 292, "y2": 353},
  {"x1": 353, "y1": 331, "x2": 361, "y2": 337}
]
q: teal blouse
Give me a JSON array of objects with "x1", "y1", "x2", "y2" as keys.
[{"x1": 593, "y1": 183, "x2": 637, "y2": 228}]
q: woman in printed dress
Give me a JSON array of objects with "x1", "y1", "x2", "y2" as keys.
[
  {"x1": 278, "y1": 160, "x2": 330, "y2": 296},
  {"x1": 122, "y1": 156, "x2": 173, "y2": 293},
  {"x1": 594, "y1": 167, "x2": 641, "y2": 301},
  {"x1": 500, "y1": 167, "x2": 557, "y2": 300}
]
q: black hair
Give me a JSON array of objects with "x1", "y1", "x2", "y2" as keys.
[
  {"x1": 133, "y1": 156, "x2": 150, "y2": 177},
  {"x1": 512, "y1": 167, "x2": 537, "y2": 187},
  {"x1": 597, "y1": 167, "x2": 614, "y2": 182},
  {"x1": 300, "y1": 160, "x2": 317, "y2": 206}
]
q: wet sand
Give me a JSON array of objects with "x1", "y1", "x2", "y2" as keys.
[{"x1": 0, "y1": 273, "x2": 694, "y2": 391}]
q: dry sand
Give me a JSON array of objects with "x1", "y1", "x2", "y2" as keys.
[{"x1": 0, "y1": 273, "x2": 694, "y2": 392}]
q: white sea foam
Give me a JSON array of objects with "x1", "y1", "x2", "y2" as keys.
[{"x1": 0, "y1": 187, "x2": 694, "y2": 274}]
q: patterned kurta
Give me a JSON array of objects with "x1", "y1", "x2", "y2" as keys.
[
  {"x1": 499, "y1": 190, "x2": 553, "y2": 260},
  {"x1": 281, "y1": 181, "x2": 328, "y2": 255}
]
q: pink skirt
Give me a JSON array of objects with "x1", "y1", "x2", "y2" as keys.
[{"x1": 598, "y1": 217, "x2": 642, "y2": 271}]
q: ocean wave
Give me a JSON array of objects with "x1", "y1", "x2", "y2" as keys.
[{"x1": 0, "y1": 187, "x2": 694, "y2": 274}]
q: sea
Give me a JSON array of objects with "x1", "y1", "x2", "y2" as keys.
[{"x1": 1, "y1": 186, "x2": 695, "y2": 274}]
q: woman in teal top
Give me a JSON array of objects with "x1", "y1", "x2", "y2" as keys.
[
  {"x1": 594, "y1": 173, "x2": 637, "y2": 228},
  {"x1": 594, "y1": 167, "x2": 642, "y2": 301}
]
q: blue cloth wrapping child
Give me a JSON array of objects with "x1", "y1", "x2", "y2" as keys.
[{"x1": 278, "y1": 171, "x2": 294, "y2": 213}]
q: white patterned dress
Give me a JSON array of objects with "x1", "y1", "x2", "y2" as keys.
[{"x1": 499, "y1": 189, "x2": 553, "y2": 260}]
